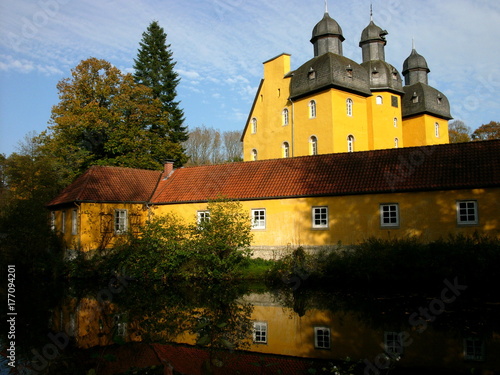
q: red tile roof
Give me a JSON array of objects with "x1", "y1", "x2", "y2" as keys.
[
  {"x1": 47, "y1": 165, "x2": 162, "y2": 207},
  {"x1": 152, "y1": 140, "x2": 500, "y2": 204},
  {"x1": 47, "y1": 140, "x2": 500, "y2": 207}
]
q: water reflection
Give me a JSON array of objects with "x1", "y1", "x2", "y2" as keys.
[{"x1": 8, "y1": 280, "x2": 500, "y2": 374}]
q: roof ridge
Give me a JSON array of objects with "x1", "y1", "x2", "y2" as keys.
[{"x1": 74, "y1": 165, "x2": 96, "y2": 202}]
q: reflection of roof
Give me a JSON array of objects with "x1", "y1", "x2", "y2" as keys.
[
  {"x1": 47, "y1": 140, "x2": 500, "y2": 207},
  {"x1": 46, "y1": 166, "x2": 161, "y2": 206},
  {"x1": 290, "y1": 53, "x2": 372, "y2": 99},
  {"x1": 402, "y1": 82, "x2": 452, "y2": 120},
  {"x1": 153, "y1": 343, "x2": 314, "y2": 375}
]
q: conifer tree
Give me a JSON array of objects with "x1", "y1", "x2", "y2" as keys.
[{"x1": 134, "y1": 21, "x2": 188, "y2": 148}]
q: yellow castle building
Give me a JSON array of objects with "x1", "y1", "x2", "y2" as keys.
[
  {"x1": 47, "y1": 10, "x2": 499, "y2": 256},
  {"x1": 241, "y1": 11, "x2": 451, "y2": 161}
]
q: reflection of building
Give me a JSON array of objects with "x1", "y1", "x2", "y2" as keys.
[
  {"x1": 55, "y1": 293, "x2": 500, "y2": 374},
  {"x1": 47, "y1": 9, "x2": 500, "y2": 256}
]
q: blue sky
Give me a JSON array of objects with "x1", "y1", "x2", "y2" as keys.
[{"x1": 1, "y1": 0, "x2": 499, "y2": 156}]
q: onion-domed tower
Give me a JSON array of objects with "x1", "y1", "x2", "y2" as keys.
[
  {"x1": 359, "y1": 12, "x2": 404, "y2": 150},
  {"x1": 401, "y1": 45, "x2": 452, "y2": 146}
]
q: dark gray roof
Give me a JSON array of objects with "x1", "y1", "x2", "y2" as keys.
[
  {"x1": 360, "y1": 60, "x2": 404, "y2": 94},
  {"x1": 402, "y1": 48, "x2": 429, "y2": 75},
  {"x1": 311, "y1": 12, "x2": 344, "y2": 42},
  {"x1": 359, "y1": 20, "x2": 387, "y2": 45},
  {"x1": 402, "y1": 83, "x2": 452, "y2": 120},
  {"x1": 290, "y1": 53, "x2": 372, "y2": 99}
]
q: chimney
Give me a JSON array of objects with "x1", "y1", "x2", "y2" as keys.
[{"x1": 162, "y1": 160, "x2": 175, "y2": 178}]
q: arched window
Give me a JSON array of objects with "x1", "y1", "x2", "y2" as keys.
[
  {"x1": 310, "y1": 136, "x2": 318, "y2": 155},
  {"x1": 251, "y1": 149, "x2": 258, "y2": 161},
  {"x1": 376, "y1": 95, "x2": 383, "y2": 105},
  {"x1": 346, "y1": 98, "x2": 353, "y2": 116},
  {"x1": 309, "y1": 100, "x2": 317, "y2": 119},
  {"x1": 282, "y1": 142, "x2": 290, "y2": 158},
  {"x1": 393, "y1": 117, "x2": 398, "y2": 128},
  {"x1": 435, "y1": 122, "x2": 440, "y2": 138},
  {"x1": 347, "y1": 135, "x2": 354, "y2": 152},
  {"x1": 282, "y1": 108, "x2": 289, "y2": 126},
  {"x1": 251, "y1": 118, "x2": 257, "y2": 134},
  {"x1": 394, "y1": 138, "x2": 399, "y2": 148}
]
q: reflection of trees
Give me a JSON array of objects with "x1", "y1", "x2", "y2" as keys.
[
  {"x1": 271, "y1": 286, "x2": 500, "y2": 338},
  {"x1": 115, "y1": 281, "x2": 254, "y2": 349}
]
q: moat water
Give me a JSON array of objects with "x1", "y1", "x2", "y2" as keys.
[{"x1": 3, "y1": 276, "x2": 500, "y2": 375}]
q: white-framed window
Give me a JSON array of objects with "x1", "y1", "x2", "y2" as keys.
[
  {"x1": 312, "y1": 206, "x2": 328, "y2": 229},
  {"x1": 309, "y1": 100, "x2": 317, "y2": 119},
  {"x1": 253, "y1": 322, "x2": 268, "y2": 344},
  {"x1": 346, "y1": 98, "x2": 353, "y2": 116},
  {"x1": 394, "y1": 138, "x2": 399, "y2": 148},
  {"x1": 347, "y1": 135, "x2": 355, "y2": 153},
  {"x1": 251, "y1": 209, "x2": 266, "y2": 230},
  {"x1": 71, "y1": 209, "x2": 78, "y2": 235},
  {"x1": 314, "y1": 327, "x2": 331, "y2": 349},
  {"x1": 435, "y1": 122, "x2": 440, "y2": 138},
  {"x1": 376, "y1": 95, "x2": 383, "y2": 105},
  {"x1": 251, "y1": 118, "x2": 257, "y2": 134},
  {"x1": 457, "y1": 200, "x2": 478, "y2": 225},
  {"x1": 114, "y1": 314, "x2": 127, "y2": 338},
  {"x1": 114, "y1": 209, "x2": 128, "y2": 234},
  {"x1": 50, "y1": 211, "x2": 56, "y2": 232},
  {"x1": 380, "y1": 204, "x2": 399, "y2": 227},
  {"x1": 282, "y1": 108, "x2": 289, "y2": 126},
  {"x1": 251, "y1": 149, "x2": 258, "y2": 161},
  {"x1": 197, "y1": 210, "x2": 210, "y2": 225},
  {"x1": 310, "y1": 135, "x2": 318, "y2": 155},
  {"x1": 464, "y1": 338, "x2": 485, "y2": 361},
  {"x1": 61, "y1": 211, "x2": 66, "y2": 234},
  {"x1": 393, "y1": 117, "x2": 398, "y2": 128},
  {"x1": 282, "y1": 142, "x2": 290, "y2": 158},
  {"x1": 384, "y1": 332, "x2": 404, "y2": 356}
]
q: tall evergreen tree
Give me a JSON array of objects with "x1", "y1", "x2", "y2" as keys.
[{"x1": 134, "y1": 21, "x2": 188, "y2": 149}]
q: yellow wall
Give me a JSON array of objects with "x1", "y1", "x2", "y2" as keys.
[
  {"x1": 51, "y1": 202, "x2": 146, "y2": 253},
  {"x1": 53, "y1": 187, "x2": 498, "y2": 253},
  {"x1": 368, "y1": 92, "x2": 404, "y2": 150},
  {"x1": 242, "y1": 54, "x2": 292, "y2": 161},
  {"x1": 153, "y1": 188, "x2": 499, "y2": 249},
  {"x1": 403, "y1": 114, "x2": 450, "y2": 147}
]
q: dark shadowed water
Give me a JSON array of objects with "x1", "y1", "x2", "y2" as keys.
[{"x1": 2, "y1": 275, "x2": 500, "y2": 375}]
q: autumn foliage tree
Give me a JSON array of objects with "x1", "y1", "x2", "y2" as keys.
[
  {"x1": 472, "y1": 121, "x2": 500, "y2": 141},
  {"x1": 41, "y1": 57, "x2": 186, "y2": 184}
]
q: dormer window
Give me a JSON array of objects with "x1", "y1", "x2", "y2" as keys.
[
  {"x1": 346, "y1": 65, "x2": 353, "y2": 78},
  {"x1": 437, "y1": 94, "x2": 442, "y2": 105},
  {"x1": 372, "y1": 67, "x2": 379, "y2": 78},
  {"x1": 392, "y1": 69, "x2": 398, "y2": 80},
  {"x1": 412, "y1": 92, "x2": 419, "y2": 104},
  {"x1": 308, "y1": 67, "x2": 316, "y2": 80}
]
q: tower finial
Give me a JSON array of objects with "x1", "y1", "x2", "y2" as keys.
[
  {"x1": 370, "y1": 3, "x2": 373, "y2": 21},
  {"x1": 412, "y1": 38, "x2": 415, "y2": 50},
  {"x1": 325, "y1": 0, "x2": 328, "y2": 13}
]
